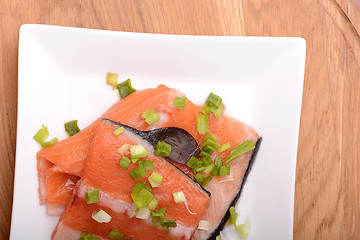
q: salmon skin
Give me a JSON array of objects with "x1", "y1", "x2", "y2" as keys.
[{"x1": 52, "y1": 119, "x2": 211, "y2": 240}]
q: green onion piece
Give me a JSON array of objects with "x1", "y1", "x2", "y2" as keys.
[
  {"x1": 92, "y1": 209, "x2": 112, "y2": 223},
  {"x1": 113, "y1": 126, "x2": 124, "y2": 136},
  {"x1": 218, "y1": 142, "x2": 231, "y2": 153},
  {"x1": 236, "y1": 216, "x2": 251, "y2": 239},
  {"x1": 216, "y1": 235, "x2": 221, "y2": 240},
  {"x1": 106, "y1": 72, "x2": 118, "y2": 89},
  {"x1": 201, "y1": 176, "x2": 213, "y2": 187},
  {"x1": 148, "y1": 172, "x2": 163, "y2": 188},
  {"x1": 215, "y1": 157, "x2": 223, "y2": 167},
  {"x1": 203, "y1": 163, "x2": 214, "y2": 174},
  {"x1": 206, "y1": 92, "x2": 222, "y2": 109},
  {"x1": 210, "y1": 103, "x2": 224, "y2": 119},
  {"x1": 152, "y1": 216, "x2": 177, "y2": 233},
  {"x1": 139, "y1": 160, "x2": 154, "y2": 172},
  {"x1": 173, "y1": 191, "x2": 186, "y2": 203},
  {"x1": 173, "y1": 96, "x2": 187, "y2": 110},
  {"x1": 194, "y1": 173, "x2": 205, "y2": 183},
  {"x1": 132, "y1": 181, "x2": 149, "y2": 194},
  {"x1": 132, "y1": 188, "x2": 154, "y2": 208},
  {"x1": 151, "y1": 206, "x2": 168, "y2": 217},
  {"x1": 229, "y1": 206, "x2": 238, "y2": 227},
  {"x1": 118, "y1": 156, "x2": 131, "y2": 170},
  {"x1": 193, "y1": 163, "x2": 206, "y2": 173},
  {"x1": 41, "y1": 137, "x2": 59, "y2": 148},
  {"x1": 136, "y1": 207, "x2": 151, "y2": 219},
  {"x1": 202, "y1": 139, "x2": 220, "y2": 150},
  {"x1": 204, "y1": 134, "x2": 218, "y2": 142},
  {"x1": 116, "y1": 79, "x2": 136, "y2": 98},
  {"x1": 80, "y1": 233, "x2": 99, "y2": 240},
  {"x1": 130, "y1": 145, "x2": 148, "y2": 159},
  {"x1": 129, "y1": 167, "x2": 146, "y2": 180},
  {"x1": 154, "y1": 141, "x2": 172, "y2": 157},
  {"x1": 196, "y1": 114, "x2": 209, "y2": 134},
  {"x1": 211, "y1": 166, "x2": 219, "y2": 176},
  {"x1": 201, "y1": 104, "x2": 211, "y2": 115},
  {"x1": 219, "y1": 166, "x2": 230, "y2": 176},
  {"x1": 117, "y1": 144, "x2": 130, "y2": 155},
  {"x1": 202, "y1": 144, "x2": 216, "y2": 155},
  {"x1": 85, "y1": 189, "x2": 100, "y2": 204},
  {"x1": 198, "y1": 220, "x2": 210, "y2": 231},
  {"x1": 199, "y1": 151, "x2": 211, "y2": 158},
  {"x1": 33, "y1": 124, "x2": 49, "y2": 144},
  {"x1": 147, "y1": 198, "x2": 159, "y2": 211},
  {"x1": 186, "y1": 156, "x2": 200, "y2": 169},
  {"x1": 131, "y1": 158, "x2": 140, "y2": 164},
  {"x1": 108, "y1": 229, "x2": 123, "y2": 240},
  {"x1": 141, "y1": 108, "x2": 160, "y2": 125},
  {"x1": 226, "y1": 140, "x2": 255, "y2": 164},
  {"x1": 64, "y1": 120, "x2": 80, "y2": 137},
  {"x1": 201, "y1": 156, "x2": 213, "y2": 166}
]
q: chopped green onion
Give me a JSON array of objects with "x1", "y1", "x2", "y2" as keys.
[
  {"x1": 139, "y1": 160, "x2": 154, "y2": 172},
  {"x1": 219, "y1": 166, "x2": 230, "y2": 176},
  {"x1": 202, "y1": 145, "x2": 216, "y2": 155},
  {"x1": 132, "y1": 181, "x2": 151, "y2": 194},
  {"x1": 135, "y1": 207, "x2": 151, "y2": 219},
  {"x1": 92, "y1": 209, "x2": 112, "y2": 223},
  {"x1": 201, "y1": 176, "x2": 213, "y2": 187},
  {"x1": 193, "y1": 163, "x2": 206, "y2": 173},
  {"x1": 131, "y1": 158, "x2": 140, "y2": 164},
  {"x1": 141, "y1": 108, "x2": 160, "y2": 125},
  {"x1": 113, "y1": 126, "x2": 124, "y2": 136},
  {"x1": 201, "y1": 104, "x2": 211, "y2": 115},
  {"x1": 148, "y1": 172, "x2": 163, "y2": 188},
  {"x1": 206, "y1": 92, "x2": 222, "y2": 109},
  {"x1": 236, "y1": 216, "x2": 251, "y2": 239},
  {"x1": 201, "y1": 156, "x2": 213, "y2": 166},
  {"x1": 147, "y1": 198, "x2": 159, "y2": 211},
  {"x1": 33, "y1": 124, "x2": 49, "y2": 144},
  {"x1": 186, "y1": 156, "x2": 200, "y2": 169},
  {"x1": 129, "y1": 167, "x2": 146, "y2": 180},
  {"x1": 154, "y1": 141, "x2": 172, "y2": 157},
  {"x1": 41, "y1": 137, "x2": 58, "y2": 148},
  {"x1": 64, "y1": 120, "x2": 80, "y2": 137},
  {"x1": 202, "y1": 139, "x2": 220, "y2": 150},
  {"x1": 130, "y1": 145, "x2": 148, "y2": 159},
  {"x1": 118, "y1": 156, "x2": 131, "y2": 170},
  {"x1": 229, "y1": 206, "x2": 238, "y2": 227},
  {"x1": 152, "y1": 216, "x2": 177, "y2": 233},
  {"x1": 196, "y1": 114, "x2": 209, "y2": 134},
  {"x1": 204, "y1": 134, "x2": 218, "y2": 142},
  {"x1": 108, "y1": 229, "x2": 123, "y2": 239},
  {"x1": 106, "y1": 72, "x2": 118, "y2": 89},
  {"x1": 151, "y1": 207, "x2": 168, "y2": 217},
  {"x1": 173, "y1": 97, "x2": 187, "y2": 110},
  {"x1": 116, "y1": 79, "x2": 136, "y2": 98},
  {"x1": 198, "y1": 220, "x2": 210, "y2": 231},
  {"x1": 132, "y1": 188, "x2": 154, "y2": 208},
  {"x1": 194, "y1": 173, "x2": 205, "y2": 183},
  {"x1": 85, "y1": 189, "x2": 100, "y2": 204},
  {"x1": 210, "y1": 103, "x2": 224, "y2": 119},
  {"x1": 117, "y1": 144, "x2": 130, "y2": 155},
  {"x1": 199, "y1": 151, "x2": 211, "y2": 158},
  {"x1": 80, "y1": 233, "x2": 98, "y2": 240},
  {"x1": 216, "y1": 235, "x2": 221, "y2": 240},
  {"x1": 173, "y1": 191, "x2": 186, "y2": 203},
  {"x1": 218, "y1": 142, "x2": 231, "y2": 153},
  {"x1": 203, "y1": 163, "x2": 214, "y2": 174},
  {"x1": 211, "y1": 166, "x2": 219, "y2": 176},
  {"x1": 215, "y1": 157, "x2": 223, "y2": 167},
  {"x1": 226, "y1": 140, "x2": 255, "y2": 164}
]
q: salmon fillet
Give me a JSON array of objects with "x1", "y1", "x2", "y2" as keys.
[{"x1": 52, "y1": 119, "x2": 210, "y2": 240}]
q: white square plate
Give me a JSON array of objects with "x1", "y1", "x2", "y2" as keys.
[{"x1": 11, "y1": 24, "x2": 306, "y2": 240}]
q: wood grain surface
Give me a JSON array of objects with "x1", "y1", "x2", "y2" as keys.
[{"x1": 1, "y1": 0, "x2": 359, "y2": 239}]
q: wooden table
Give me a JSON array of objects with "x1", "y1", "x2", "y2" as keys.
[{"x1": 1, "y1": 0, "x2": 359, "y2": 239}]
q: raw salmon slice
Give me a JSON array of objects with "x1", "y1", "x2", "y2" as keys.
[{"x1": 52, "y1": 119, "x2": 210, "y2": 240}]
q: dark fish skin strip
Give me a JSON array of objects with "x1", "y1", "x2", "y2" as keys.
[
  {"x1": 207, "y1": 137, "x2": 262, "y2": 240},
  {"x1": 101, "y1": 118, "x2": 211, "y2": 197}
]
